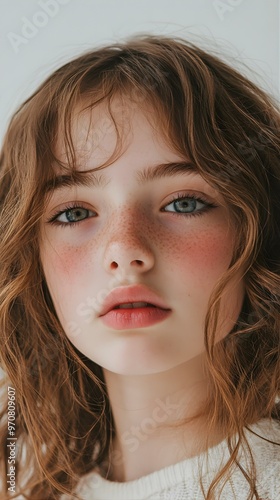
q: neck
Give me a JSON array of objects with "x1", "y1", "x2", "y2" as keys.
[{"x1": 101, "y1": 356, "x2": 224, "y2": 482}]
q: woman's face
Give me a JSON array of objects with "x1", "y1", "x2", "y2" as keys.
[{"x1": 40, "y1": 100, "x2": 245, "y2": 375}]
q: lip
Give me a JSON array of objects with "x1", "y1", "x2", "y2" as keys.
[
  {"x1": 98, "y1": 284, "x2": 171, "y2": 317},
  {"x1": 100, "y1": 306, "x2": 171, "y2": 330}
]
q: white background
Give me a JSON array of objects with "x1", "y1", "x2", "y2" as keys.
[{"x1": 0, "y1": 0, "x2": 279, "y2": 143}]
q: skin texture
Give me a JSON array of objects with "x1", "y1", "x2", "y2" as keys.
[{"x1": 40, "y1": 100, "x2": 245, "y2": 481}]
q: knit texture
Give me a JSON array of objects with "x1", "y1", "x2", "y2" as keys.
[{"x1": 68, "y1": 418, "x2": 280, "y2": 500}]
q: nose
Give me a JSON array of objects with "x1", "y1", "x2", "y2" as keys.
[{"x1": 102, "y1": 220, "x2": 155, "y2": 276}]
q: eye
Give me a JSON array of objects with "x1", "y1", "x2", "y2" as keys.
[
  {"x1": 162, "y1": 194, "x2": 217, "y2": 216},
  {"x1": 48, "y1": 205, "x2": 96, "y2": 226}
]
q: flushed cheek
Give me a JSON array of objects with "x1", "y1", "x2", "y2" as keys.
[
  {"x1": 40, "y1": 241, "x2": 101, "y2": 324},
  {"x1": 164, "y1": 226, "x2": 244, "y2": 341},
  {"x1": 41, "y1": 239, "x2": 99, "y2": 282},
  {"x1": 165, "y1": 229, "x2": 234, "y2": 280},
  {"x1": 40, "y1": 239, "x2": 108, "y2": 327}
]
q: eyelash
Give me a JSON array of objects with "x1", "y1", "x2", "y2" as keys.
[
  {"x1": 47, "y1": 203, "x2": 92, "y2": 228},
  {"x1": 47, "y1": 193, "x2": 218, "y2": 228},
  {"x1": 162, "y1": 193, "x2": 217, "y2": 218}
]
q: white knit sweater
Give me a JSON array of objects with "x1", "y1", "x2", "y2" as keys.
[{"x1": 68, "y1": 418, "x2": 280, "y2": 500}]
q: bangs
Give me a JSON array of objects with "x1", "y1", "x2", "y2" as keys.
[{"x1": 38, "y1": 73, "x2": 176, "y2": 201}]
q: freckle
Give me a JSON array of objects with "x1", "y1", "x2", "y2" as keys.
[
  {"x1": 162, "y1": 228, "x2": 232, "y2": 276},
  {"x1": 53, "y1": 243, "x2": 87, "y2": 275}
]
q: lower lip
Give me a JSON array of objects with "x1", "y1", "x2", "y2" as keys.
[{"x1": 99, "y1": 307, "x2": 171, "y2": 330}]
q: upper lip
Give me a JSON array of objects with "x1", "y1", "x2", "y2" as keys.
[{"x1": 99, "y1": 285, "x2": 171, "y2": 316}]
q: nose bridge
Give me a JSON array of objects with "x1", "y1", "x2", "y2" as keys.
[{"x1": 106, "y1": 199, "x2": 148, "y2": 237}]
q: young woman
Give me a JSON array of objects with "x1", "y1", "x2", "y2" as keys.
[{"x1": 0, "y1": 34, "x2": 279, "y2": 499}]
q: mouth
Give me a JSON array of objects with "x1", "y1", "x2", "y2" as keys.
[
  {"x1": 99, "y1": 284, "x2": 171, "y2": 318},
  {"x1": 100, "y1": 301, "x2": 171, "y2": 330},
  {"x1": 113, "y1": 302, "x2": 157, "y2": 310}
]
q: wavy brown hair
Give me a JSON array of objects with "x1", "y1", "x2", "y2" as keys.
[{"x1": 0, "y1": 34, "x2": 280, "y2": 499}]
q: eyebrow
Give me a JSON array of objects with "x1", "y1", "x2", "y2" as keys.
[{"x1": 43, "y1": 161, "x2": 199, "y2": 194}]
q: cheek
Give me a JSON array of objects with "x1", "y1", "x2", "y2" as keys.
[
  {"x1": 40, "y1": 240, "x2": 98, "y2": 326},
  {"x1": 54, "y1": 245, "x2": 87, "y2": 275},
  {"x1": 164, "y1": 227, "x2": 234, "y2": 280},
  {"x1": 41, "y1": 237, "x2": 99, "y2": 284},
  {"x1": 168, "y1": 225, "x2": 244, "y2": 334}
]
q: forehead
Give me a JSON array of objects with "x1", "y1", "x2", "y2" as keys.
[{"x1": 54, "y1": 97, "x2": 171, "y2": 172}]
